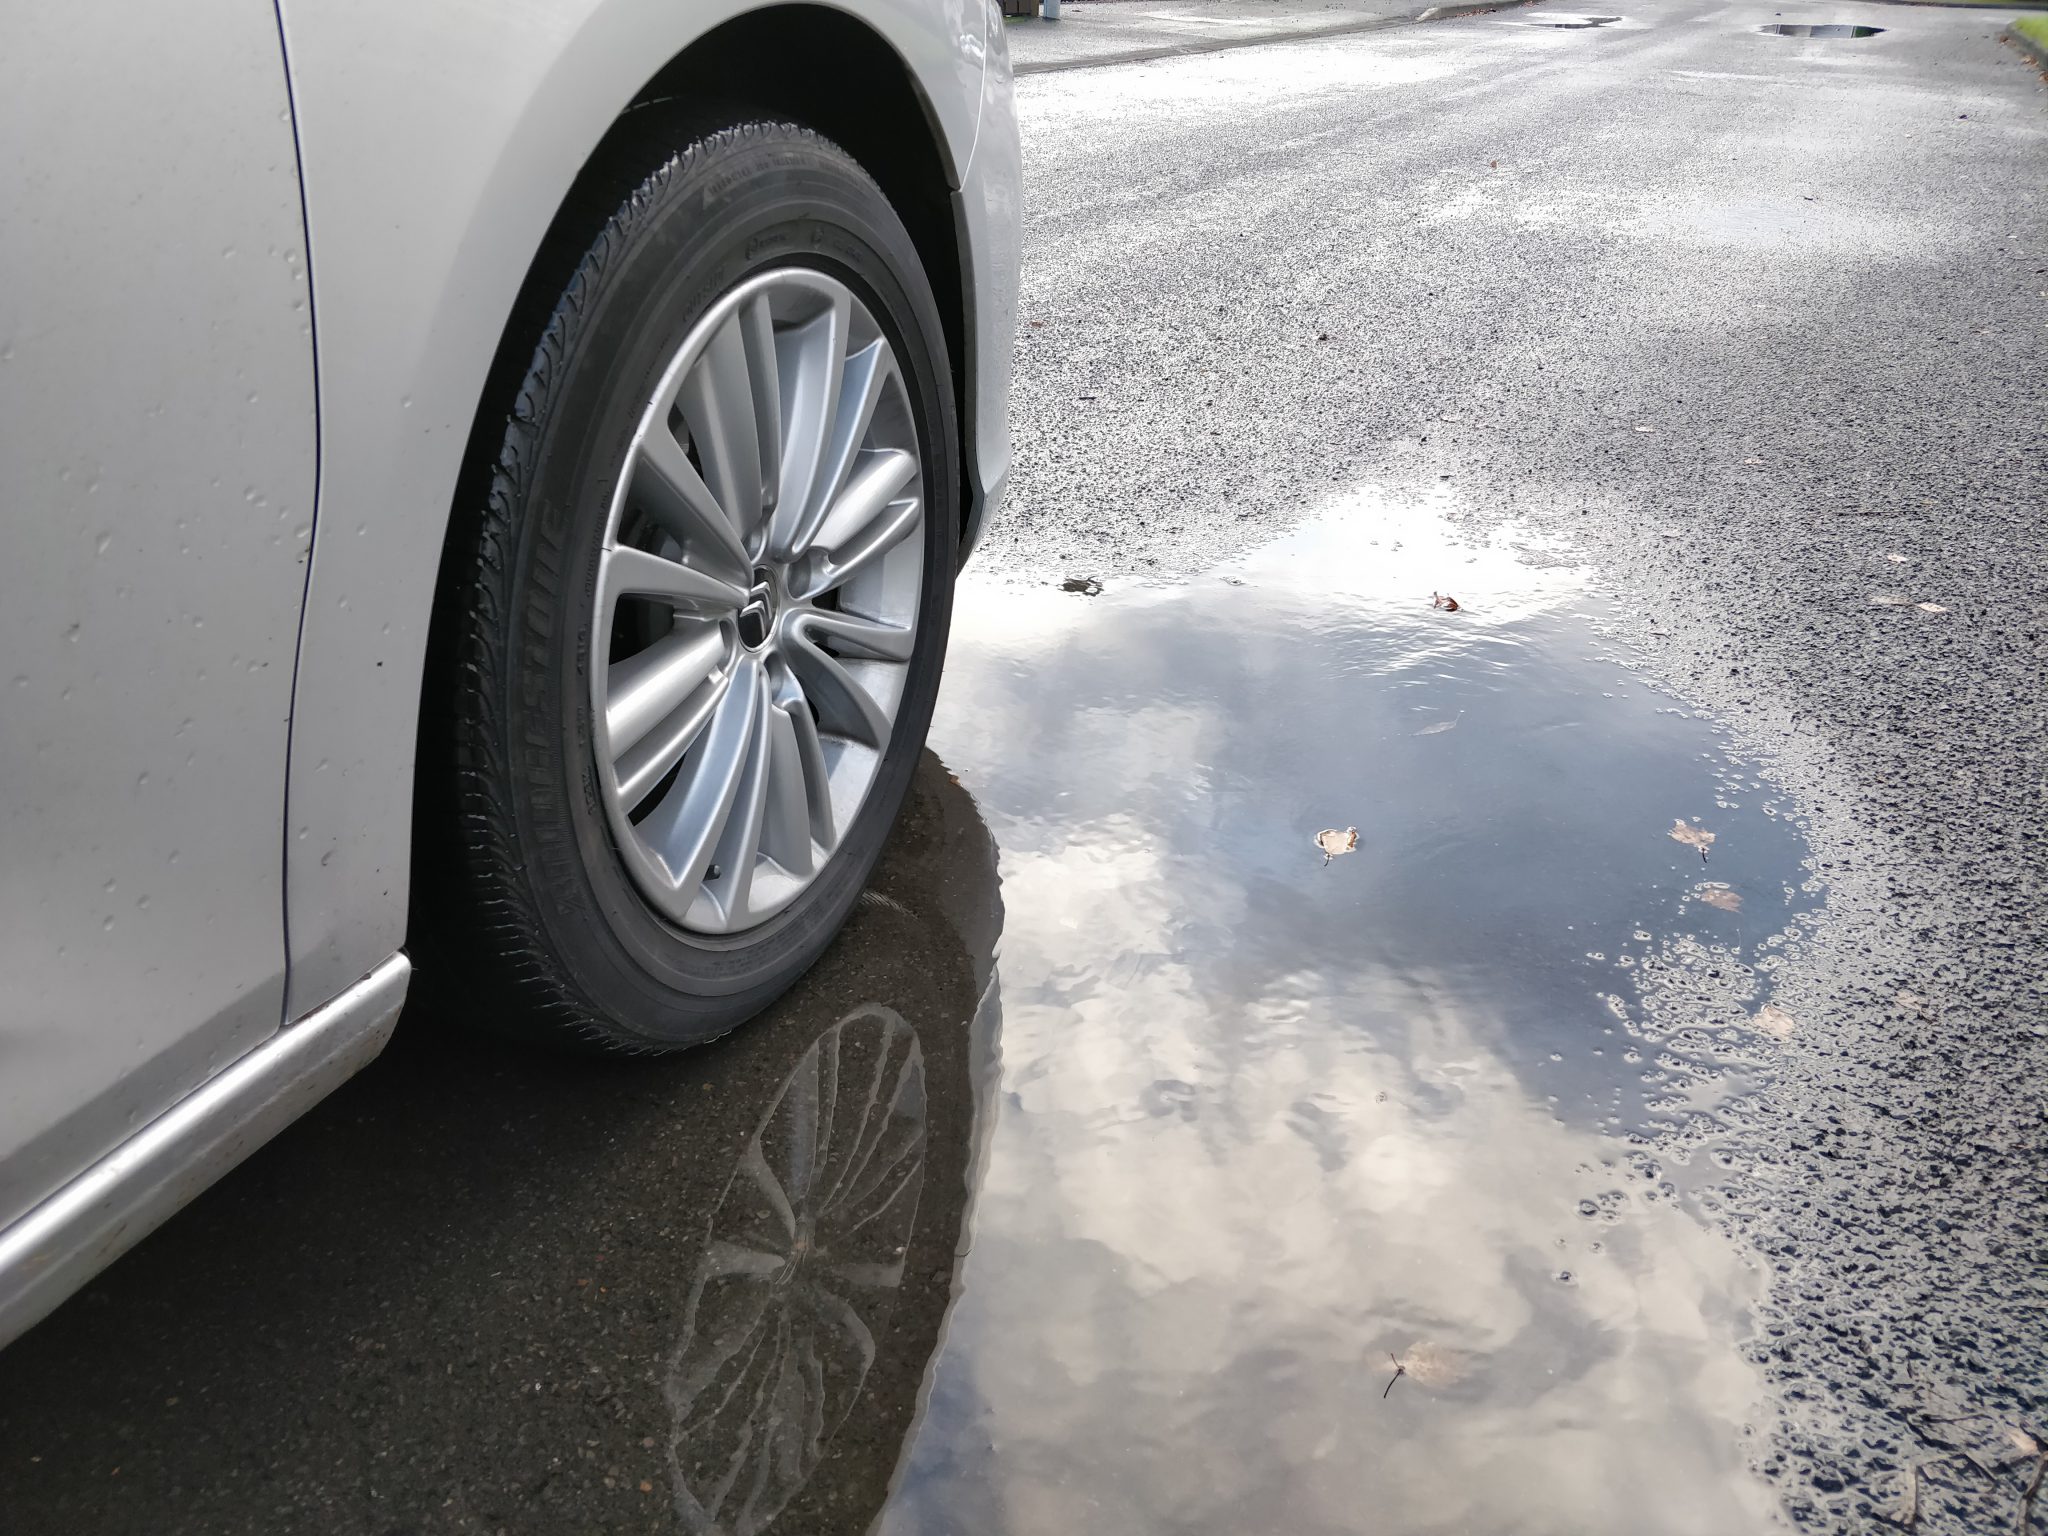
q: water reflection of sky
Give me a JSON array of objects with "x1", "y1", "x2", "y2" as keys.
[{"x1": 878, "y1": 493, "x2": 1811, "y2": 1534}]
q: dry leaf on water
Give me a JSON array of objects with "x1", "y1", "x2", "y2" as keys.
[
  {"x1": 1416, "y1": 712, "x2": 1463, "y2": 736},
  {"x1": 1696, "y1": 884, "x2": 1742, "y2": 912},
  {"x1": 1870, "y1": 593, "x2": 1912, "y2": 607},
  {"x1": 1316, "y1": 827, "x2": 1359, "y2": 863},
  {"x1": 1669, "y1": 819, "x2": 1716, "y2": 861},
  {"x1": 1399, "y1": 1341, "x2": 1468, "y2": 1387},
  {"x1": 1916, "y1": 602, "x2": 1948, "y2": 614},
  {"x1": 1755, "y1": 1003, "x2": 1797, "y2": 1039},
  {"x1": 1430, "y1": 592, "x2": 1461, "y2": 613}
]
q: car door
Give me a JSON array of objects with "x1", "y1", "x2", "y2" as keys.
[{"x1": 0, "y1": 1, "x2": 318, "y2": 1230}]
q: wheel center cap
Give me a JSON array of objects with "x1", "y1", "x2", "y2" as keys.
[{"x1": 737, "y1": 567, "x2": 777, "y2": 651}]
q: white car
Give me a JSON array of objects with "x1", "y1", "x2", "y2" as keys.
[{"x1": 0, "y1": 0, "x2": 1019, "y2": 1347}]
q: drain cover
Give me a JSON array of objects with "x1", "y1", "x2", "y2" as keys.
[
  {"x1": 1757, "y1": 22, "x2": 1883, "y2": 36},
  {"x1": 1525, "y1": 12, "x2": 1622, "y2": 24}
]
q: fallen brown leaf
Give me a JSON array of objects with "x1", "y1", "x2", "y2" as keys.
[
  {"x1": 2012, "y1": 1429, "x2": 2042, "y2": 1458},
  {"x1": 1755, "y1": 1003, "x2": 1796, "y2": 1039},
  {"x1": 1669, "y1": 819, "x2": 1716, "y2": 861},
  {"x1": 1400, "y1": 1341, "x2": 1468, "y2": 1387},
  {"x1": 1489, "y1": 159, "x2": 1499, "y2": 168},
  {"x1": 1315, "y1": 827, "x2": 1359, "y2": 863},
  {"x1": 1430, "y1": 592, "x2": 1461, "y2": 612},
  {"x1": 1027, "y1": 320, "x2": 1045, "y2": 329},
  {"x1": 1696, "y1": 884, "x2": 1742, "y2": 912}
]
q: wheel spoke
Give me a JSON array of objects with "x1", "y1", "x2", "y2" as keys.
[
  {"x1": 614, "y1": 665, "x2": 729, "y2": 812},
  {"x1": 634, "y1": 425, "x2": 749, "y2": 577},
  {"x1": 696, "y1": 1239, "x2": 790, "y2": 1283},
  {"x1": 605, "y1": 626, "x2": 727, "y2": 761},
  {"x1": 810, "y1": 449, "x2": 916, "y2": 556},
  {"x1": 601, "y1": 543, "x2": 749, "y2": 616},
  {"x1": 784, "y1": 339, "x2": 893, "y2": 559},
  {"x1": 758, "y1": 700, "x2": 818, "y2": 878},
  {"x1": 637, "y1": 656, "x2": 763, "y2": 905},
  {"x1": 704, "y1": 666, "x2": 775, "y2": 926},
  {"x1": 794, "y1": 609, "x2": 914, "y2": 663},
  {"x1": 768, "y1": 291, "x2": 852, "y2": 557},
  {"x1": 796, "y1": 489, "x2": 921, "y2": 601},
  {"x1": 786, "y1": 633, "x2": 892, "y2": 748},
  {"x1": 737, "y1": 1134, "x2": 799, "y2": 1242},
  {"x1": 739, "y1": 292, "x2": 782, "y2": 525},
  {"x1": 676, "y1": 312, "x2": 769, "y2": 545},
  {"x1": 783, "y1": 682, "x2": 836, "y2": 849}
]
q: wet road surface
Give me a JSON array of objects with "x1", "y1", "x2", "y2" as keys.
[{"x1": 4, "y1": 3, "x2": 2045, "y2": 1533}]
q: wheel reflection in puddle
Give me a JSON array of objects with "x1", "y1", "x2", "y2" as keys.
[{"x1": 664, "y1": 1005, "x2": 928, "y2": 1535}]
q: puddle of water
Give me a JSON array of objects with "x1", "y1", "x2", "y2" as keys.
[
  {"x1": 873, "y1": 492, "x2": 1813, "y2": 1534},
  {"x1": 1757, "y1": 22, "x2": 1884, "y2": 37}
]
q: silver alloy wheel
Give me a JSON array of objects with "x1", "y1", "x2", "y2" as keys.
[{"x1": 591, "y1": 269, "x2": 925, "y2": 935}]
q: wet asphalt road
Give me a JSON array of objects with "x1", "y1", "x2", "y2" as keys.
[{"x1": 4, "y1": 4, "x2": 2045, "y2": 1534}]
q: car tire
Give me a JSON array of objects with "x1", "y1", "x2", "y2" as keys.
[{"x1": 416, "y1": 121, "x2": 959, "y2": 1052}]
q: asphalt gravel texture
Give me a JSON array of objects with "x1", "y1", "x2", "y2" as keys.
[{"x1": 986, "y1": 3, "x2": 2047, "y2": 1528}]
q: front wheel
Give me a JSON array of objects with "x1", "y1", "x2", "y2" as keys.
[{"x1": 420, "y1": 122, "x2": 959, "y2": 1052}]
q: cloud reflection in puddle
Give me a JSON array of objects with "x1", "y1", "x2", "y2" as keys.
[{"x1": 878, "y1": 491, "x2": 1807, "y2": 1534}]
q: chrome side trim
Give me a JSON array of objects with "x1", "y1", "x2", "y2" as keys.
[{"x1": 0, "y1": 954, "x2": 410, "y2": 1349}]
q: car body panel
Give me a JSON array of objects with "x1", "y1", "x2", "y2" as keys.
[
  {"x1": 0, "y1": 0, "x2": 316, "y2": 1230},
  {"x1": 274, "y1": 0, "x2": 992, "y2": 1019},
  {"x1": 0, "y1": 957, "x2": 409, "y2": 1350},
  {"x1": 956, "y1": 2, "x2": 1021, "y2": 560}
]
